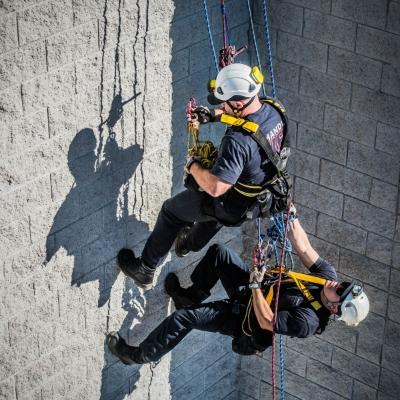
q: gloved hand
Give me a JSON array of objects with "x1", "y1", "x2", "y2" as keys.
[
  {"x1": 184, "y1": 155, "x2": 201, "y2": 174},
  {"x1": 189, "y1": 106, "x2": 216, "y2": 125},
  {"x1": 249, "y1": 265, "x2": 266, "y2": 289}
]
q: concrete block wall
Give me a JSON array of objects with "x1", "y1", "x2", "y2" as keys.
[
  {"x1": 239, "y1": 0, "x2": 400, "y2": 399},
  {"x1": 0, "y1": 0, "x2": 250, "y2": 399},
  {"x1": 1, "y1": 0, "x2": 399, "y2": 399}
]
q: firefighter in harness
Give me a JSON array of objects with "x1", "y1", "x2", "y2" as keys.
[
  {"x1": 107, "y1": 207, "x2": 370, "y2": 363},
  {"x1": 117, "y1": 63, "x2": 292, "y2": 290}
]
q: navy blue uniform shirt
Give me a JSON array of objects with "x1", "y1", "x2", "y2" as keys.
[
  {"x1": 211, "y1": 102, "x2": 284, "y2": 186},
  {"x1": 274, "y1": 257, "x2": 337, "y2": 338}
]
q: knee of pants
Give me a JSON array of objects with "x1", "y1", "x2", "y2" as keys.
[
  {"x1": 160, "y1": 198, "x2": 181, "y2": 226},
  {"x1": 208, "y1": 243, "x2": 230, "y2": 266}
]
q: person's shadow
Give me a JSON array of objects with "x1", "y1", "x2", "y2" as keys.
[
  {"x1": 45, "y1": 121, "x2": 144, "y2": 307},
  {"x1": 45, "y1": 90, "x2": 155, "y2": 399}
]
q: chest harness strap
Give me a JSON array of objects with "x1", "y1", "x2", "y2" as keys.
[
  {"x1": 264, "y1": 270, "x2": 327, "y2": 311},
  {"x1": 242, "y1": 270, "x2": 328, "y2": 336},
  {"x1": 220, "y1": 98, "x2": 290, "y2": 198}
]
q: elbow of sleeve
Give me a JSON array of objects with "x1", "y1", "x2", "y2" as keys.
[{"x1": 259, "y1": 318, "x2": 273, "y2": 331}]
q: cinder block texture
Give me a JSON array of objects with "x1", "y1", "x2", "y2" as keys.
[
  {"x1": 2, "y1": 0, "x2": 400, "y2": 399},
  {"x1": 332, "y1": 0, "x2": 387, "y2": 28},
  {"x1": 0, "y1": 0, "x2": 256, "y2": 399},
  {"x1": 381, "y1": 64, "x2": 400, "y2": 97},
  {"x1": 277, "y1": 32, "x2": 328, "y2": 72},
  {"x1": 304, "y1": 9, "x2": 356, "y2": 50},
  {"x1": 356, "y1": 25, "x2": 400, "y2": 65},
  {"x1": 323, "y1": 104, "x2": 376, "y2": 146},
  {"x1": 328, "y1": 47, "x2": 382, "y2": 90}
]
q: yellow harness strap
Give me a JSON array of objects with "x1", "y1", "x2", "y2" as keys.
[
  {"x1": 265, "y1": 285, "x2": 274, "y2": 305},
  {"x1": 263, "y1": 271, "x2": 327, "y2": 311},
  {"x1": 243, "y1": 272, "x2": 326, "y2": 336},
  {"x1": 220, "y1": 114, "x2": 259, "y2": 133}
]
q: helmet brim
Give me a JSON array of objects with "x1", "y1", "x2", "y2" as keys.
[
  {"x1": 207, "y1": 93, "x2": 225, "y2": 105},
  {"x1": 207, "y1": 93, "x2": 253, "y2": 105}
]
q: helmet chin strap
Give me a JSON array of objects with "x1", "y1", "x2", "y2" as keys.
[{"x1": 227, "y1": 96, "x2": 256, "y2": 115}]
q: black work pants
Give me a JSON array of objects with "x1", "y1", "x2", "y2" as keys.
[
  {"x1": 141, "y1": 189, "x2": 224, "y2": 267},
  {"x1": 137, "y1": 244, "x2": 250, "y2": 362}
]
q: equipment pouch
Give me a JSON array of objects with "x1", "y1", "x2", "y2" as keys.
[{"x1": 268, "y1": 172, "x2": 292, "y2": 214}]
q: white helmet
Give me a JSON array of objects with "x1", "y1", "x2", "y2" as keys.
[
  {"x1": 207, "y1": 63, "x2": 264, "y2": 105},
  {"x1": 337, "y1": 282, "x2": 369, "y2": 327}
]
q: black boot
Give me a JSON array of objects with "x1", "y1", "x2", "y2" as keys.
[
  {"x1": 175, "y1": 226, "x2": 192, "y2": 257},
  {"x1": 165, "y1": 273, "x2": 209, "y2": 309},
  {"x1": 117, "y1": 248, "x2": 154, "y2": 290},
  {"x1": 107, "y1": 332, "x2": 145, "y2": 365}
]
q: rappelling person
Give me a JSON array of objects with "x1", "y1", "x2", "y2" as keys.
[
  {"x1": 107, "y1": 207, "x2": 370, "y2": 363},
  {"x1": 117, "y1": 62, "x2": 291, "y2": 290}
]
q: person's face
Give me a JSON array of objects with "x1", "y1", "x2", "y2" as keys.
[
  {"x1": 321, "y1": 281, "x2": 342, "y2": 314},
  {"x1": 223, "y1": 98, "x2": 252, "y2": 115}
]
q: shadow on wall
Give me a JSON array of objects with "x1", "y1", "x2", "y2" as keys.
[
  {"x1": 45, "y1": 99, "x2": 149, "y2": 398},
  {"x1": 43, "y1": 0, "x2": 158, "y2": 398}
]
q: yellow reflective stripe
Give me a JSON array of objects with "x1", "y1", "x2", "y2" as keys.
[
  {"x1": 236, "y1": 181, "x2": 263, "y2": 189},
  {"x1": 233, "y1": 186, "x2": 259, "y2": 197}
]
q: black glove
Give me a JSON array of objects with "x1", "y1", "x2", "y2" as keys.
[{"x1": 192, "y1": 106, "x2": 216, "y2": 124}]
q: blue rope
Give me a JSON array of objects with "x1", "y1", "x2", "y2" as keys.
[
  {"x1": 202, "y1": 0, "x2": 219, "y2": 73},
  {"x1": 267, "y1": 213, "x2": 294, "y2": 269},
  {"x1": 246, "y1": 0, "x2": 266, "y2": 97},
  {"x1": 262, "y1": 0, "x2": 277, "y2": 98}
]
